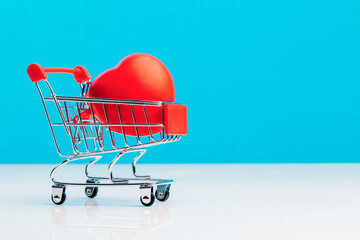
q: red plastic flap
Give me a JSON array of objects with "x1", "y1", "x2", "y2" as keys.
[
  {"x1": 27, "y1": 63, "x2": 48, "y2": 82},
  {"x1": 164, "y1": 104, "x2": 187, "y2": 135},
  {"x1": 74, "y1": 66, "x2": 91, "y2": 83}
]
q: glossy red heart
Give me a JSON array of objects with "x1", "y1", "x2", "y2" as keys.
[{"x1": 88, "y1": 53, "x2": 175, "y2": 136}]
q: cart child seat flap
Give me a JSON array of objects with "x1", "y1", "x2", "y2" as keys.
[{"x1": 164, "y1": 104, "x2": 187, "y2": 135}]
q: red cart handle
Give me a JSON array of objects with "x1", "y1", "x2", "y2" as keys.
[{"x1": 27, "y1": 63, "x2": 91, "y2": 84}]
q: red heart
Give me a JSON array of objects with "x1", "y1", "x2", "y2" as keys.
[{"x1": 88, "y1": 53, "x2": 175, "y2": 136}]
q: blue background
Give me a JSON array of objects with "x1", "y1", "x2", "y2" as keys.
[{"x1": 1, "y1": 0, "x2": 360, "y2": 163}]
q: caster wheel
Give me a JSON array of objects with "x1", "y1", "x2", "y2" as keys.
[
  {"x1": 85, "y1": 186, "x2": 98, "y2": 198},
  {"x1": 51, "y1": 192, "x2": 66, "y2": 205},
  {"x1": 85, "y1": 179, "x2": 99, "y2": 198},
  {"x1": 140, "y1": 193, "x2": 155, "y2": 207},
  {"x1": 155, "y1": 189, "x2": 170, "y2": 202}
]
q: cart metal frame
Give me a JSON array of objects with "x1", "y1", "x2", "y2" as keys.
[{"x1": 28, "y1": 64, "x2": 184, "y2": 206}]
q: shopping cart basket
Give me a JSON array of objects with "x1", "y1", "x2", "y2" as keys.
[{"x1": 27, "y1": 63, "x2": 187, "y2": 207}]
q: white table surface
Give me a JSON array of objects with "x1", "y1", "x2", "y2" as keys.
[{"x1": 0, "y1": 163, "x2": 359, "y2": 240}]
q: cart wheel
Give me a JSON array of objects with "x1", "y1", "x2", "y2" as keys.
[
  {"x1": 85, "y1": 179, "x2": 99, "y2": 198},
  {"x1": 85, "y1": 186, "x2": 98, "y2": 198},
  {"x1": 140, "y1": 193, "x2": 155, "y2": 207},
  {"x1": 155, "y1": 184, "x2": 171, "y2": 202},
  {"x1": 155, "y1": 189, "x2": 170, "y2": 202},
  {"x1": 51, "y1": 192, "x2": 66, "y2": 205}
]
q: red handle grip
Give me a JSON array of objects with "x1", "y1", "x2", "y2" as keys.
[{"x1": 27, "y1": 63, "x2": 91, "y2": 83}]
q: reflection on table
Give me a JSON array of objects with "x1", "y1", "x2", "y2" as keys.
[{"x1": 51, "y1": 199, "x2": 172, "y2": 240}]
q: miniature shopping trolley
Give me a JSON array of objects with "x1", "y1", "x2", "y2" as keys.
[{"x1": 27, "y1": 64, "x2": 187, "y2": 207}]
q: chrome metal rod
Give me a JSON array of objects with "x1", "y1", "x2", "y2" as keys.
[
  {"x1": 116, "y1": 104, "x2": 128, "y2": 147},
  {"x1": 52, "y1": 179, "x2": 173, "y2": 187},
  {"x1": 54, "y1": 137, "x2": 180, "y2": 158},
  {"x1": 85, "y1": 155, "x2": 103, "y2": 179},
  {"x1": 50, "y1": 155, "x2": 102, "y2": 183},
  {"x1": 52, "y1": 123, "x2": 163, "y2": 127},
  {"x1": 142, "y1": 105, "x2": 154, "y2": 142},
  {"x1": 132, "y1": 150, "x2": 150, "y2": 179},
  {"x1": 130, "y1": 105, "x2": 141, "y2": 144},
  {"x1": 108, "y1": 151, "x2": 128, "y2": 183},
  {"x1": 76, "y1": 102, "x2": 89, "y2": 152},
  {"x1": 44, "y1": 96, "x2": 163, "y2": 106}
]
